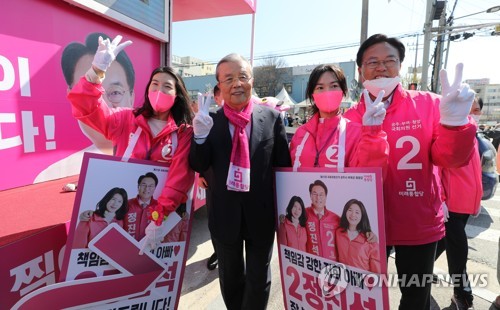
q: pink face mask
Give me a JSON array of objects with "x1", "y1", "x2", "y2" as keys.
[
  {"x1": 148, "y1": 91, "x2": 176, "y2": 113},
  {"x1": 312, "y1": 90, "x2": 343, "y2": 113}
]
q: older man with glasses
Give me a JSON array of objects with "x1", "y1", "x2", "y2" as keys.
[
  {"x1": 189, "y1": 53, "x2": 291, "y2": 310},
  {"x1": 345, "y1": 33, "x2": 476, "y2": 310}
]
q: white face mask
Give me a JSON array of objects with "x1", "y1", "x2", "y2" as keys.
[
  {"x1": 471, "y1": 114, "x2": 481, "y2": 124},
  {"x1": 363, "y1": 76, "x2": 401, "y2": 97}
]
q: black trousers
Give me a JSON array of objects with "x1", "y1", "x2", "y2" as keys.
[
  {"x1": 436, "y1": 212, "x2": 473, "y2": 304},
  {"x1": 387, "y1": 241, "x2": 437, "y2": 310},
  {"x1": 212, "y1": 230, "x2": 273, "y2": 310}
]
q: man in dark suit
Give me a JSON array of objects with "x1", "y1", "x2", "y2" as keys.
[
  {"x1": 189, "y1": 53, "x2": 291, "y2": 309},
  {"x1": 198, "y1": 84, "x2": 222, "y2": 271}
]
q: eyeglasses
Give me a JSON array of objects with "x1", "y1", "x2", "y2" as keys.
[
  {"x1": 311, "y1": 193, "x2": 326, "y2": 198},
  {"x1": 363, "y1": 58, "x2": 399, "y2": 70},
  {"x1": 139, "y1": 184, "x2": 156, "y2": 189},
  {"x1": 105, "y1": 87, "x2": 131, "y2": 103},
  {"x1": 220, "y1": 75, "x2": 252, "y2": 86}
]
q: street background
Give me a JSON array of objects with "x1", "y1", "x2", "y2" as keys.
[{"x1": 179, "y1": 187, "x2": 500, "y2": 309}]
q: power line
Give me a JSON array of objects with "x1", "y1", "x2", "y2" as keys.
[{"x1": 176, "y1": 31, "x2": 423, "y2": 69}]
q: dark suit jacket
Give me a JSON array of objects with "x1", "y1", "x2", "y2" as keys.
[{"x1": 189, "y1": 104, "x2": 291, "y2": 245}]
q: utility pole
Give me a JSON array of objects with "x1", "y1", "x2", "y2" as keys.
[
  {"x1": 413, "y1": 34, "x2": 419, "y2": 83},
  {"x1": 432, "y1": 6, "x2": 447, "y2": 93},
  {"x1": 361, "y1": 0, "x2": 369, "y2": 44},
  {"x1": 421, "y1": 0, "x2": 435, "y2": 91},
  {"x1": 358, "y1": 0, "x2": 369, "y2": 88}
]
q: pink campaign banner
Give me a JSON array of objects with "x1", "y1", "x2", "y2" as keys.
[
  {"x1": 0, "y1": 223, "x2": 69, "y2": 310},
  {"x1": 173, "y1": 0, "x2": 256, "y2": 21},
  {"x1": 13, "y1": 225, "x2": 168, "y2": 310},
  {"x1": 1, "y1": 0, "x2": 161, "y2": 191}
]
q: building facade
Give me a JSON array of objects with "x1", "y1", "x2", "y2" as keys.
[
  {"x1": 179, "y1": 60, "x2": 357, "y2": 104},
  {"x1": 172, "y1": 55, "x2": 215, "y2": 77},
  {"x1": 466, "y1": 79, "x2": 500, "y2": 123}
]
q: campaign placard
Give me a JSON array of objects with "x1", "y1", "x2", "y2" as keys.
[
  {"x1": 0, "y1": 223, "x2": 68, "y2": 310},
  {"x1": 275, "y1": 168, "x2": 389, "y2": 310},
  {"x1": 13, "y1": 153, "x2": 193, "y2": 309}
]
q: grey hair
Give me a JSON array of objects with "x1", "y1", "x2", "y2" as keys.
[{"x1": 215, "y1": 53, "x2": 253, "y2": 82}]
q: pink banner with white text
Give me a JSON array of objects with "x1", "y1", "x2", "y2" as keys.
[
  {"x1": 0, "y1": 223, "x2": 69, "y2": 310},
  {"x1": 1, "y1": 0, "x2": 162, "y2": 191}
]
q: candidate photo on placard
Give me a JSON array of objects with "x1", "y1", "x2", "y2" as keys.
[
  {"x1": 274, "y1": 168, "x2": 389, "y2": 310},
  {"x1": 62, "y1": 154, "x2": 169, "y2": 281}
]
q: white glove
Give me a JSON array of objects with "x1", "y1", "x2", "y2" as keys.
[
  {"x1": 139, "y1": 221, "x2": 169, "y2": 254},
  {"x1": 193, "y1": 92, "x2": 214, "y2": 138},
  {"x1": 92, "y1": 35, "x2": 132, "y2": 72},
  {"x1": 139, "y1": 212, "x2": 182, "y2": 254},
  {"x1": 439, "y1": 63, "x2": 475, "y2": 126},
  {"x1": 442, "y1": 202, "x2": 449, "y2": 222},
  {"x1": 362, "y1": 89, "x2": 386, "y2": 126}
]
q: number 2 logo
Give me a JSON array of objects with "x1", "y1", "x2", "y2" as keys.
[
  {"x1": 396, "y1": 136, "x2": 422, "y2": 170},
  {"x1": 324, "y1": 145, "x2": 339, "y2": 168}
]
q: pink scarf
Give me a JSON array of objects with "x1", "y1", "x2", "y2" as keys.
[{"x1": 223, "y1": 100, "x2": 253, "y2": 192}]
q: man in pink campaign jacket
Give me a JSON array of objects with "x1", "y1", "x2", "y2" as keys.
[
  {"x1": 305, "y1": 180, "x2": 340, "y2": 260},
  {"x1": 125, "y1": 172, "x2": 161, "y2": 241},
  {"x1": 434, "y1": 96, "x2": 484, "y2": 309},
  {"x1": 68, "y1": 35, "x2": 195, "y2": 253},
  {"x1": 344, "y1": 34, "x2": 476, "y2": 310}
]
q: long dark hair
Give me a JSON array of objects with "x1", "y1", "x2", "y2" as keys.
[
  {"x1": 94, "y1": 187, "x2": 128, "y2": 220},
  {"x1": 306, "y1": 64, "x2": 348, "y2": 115},
  {"x1": 285, "y1": 196, "x2": 307, "y2": 227},
  {"x1": 134, "y1": 66, "x2": 193, "y2": 126},
  {"x1": 339, "y1": 199, "x2": 372, "y2": 234}
]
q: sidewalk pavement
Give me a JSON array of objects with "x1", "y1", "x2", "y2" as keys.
[{"x1": 180, "y1": 206, "x2": 499, "y2": 309}]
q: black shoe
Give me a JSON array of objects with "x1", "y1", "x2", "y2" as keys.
[
  {"x1": 207, "y1": 252, "x2": 218, "y2": 270},
  {"x1": 450, "y1": 294, "x2": 474, "y2": 310}
]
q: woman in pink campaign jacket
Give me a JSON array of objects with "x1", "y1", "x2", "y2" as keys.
[
  {"x1": 433, "y1": 97, "x2": 484, "y2": 309},
  {"x1": 289, "y1": 64, "x2": 389, "y2": 173},
  {"x1": 278, "y1": 196, "x2": 307, "y2": 252},
  {"x1": 288, "y1": 64, "x2": 387, "y2": 260},
  {"x1": 68, "y1": 35, "x2": 194, "y2": 252},
  {"x1": 344, "y1": 34, "x2": 476, "y2": 310},
  {"x1": 73, "y1": 187, "x2": 128, "y2": 248},
  {"x1": 335, "y1": 199, "x2": 380, "y2": 273}
]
